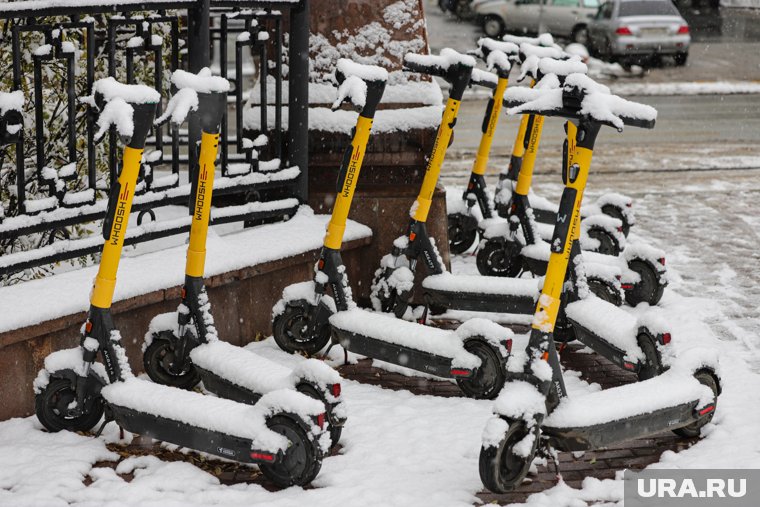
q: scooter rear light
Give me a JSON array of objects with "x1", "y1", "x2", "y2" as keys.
[
  {"x1": 699, "y1": 405, "x2": 715, "y2": 416},
  {"x1": 317, "y1": 413, "x2": 326, "y2": 429},
  {"x1": 502, "y1": 338, "x2": 513, "y2": 353},
  {"x1": 450, "y1": 368, "x2": 472, "y2": 377},
  {"x1": 621, "y1": 284, "x2": 634, "y2": 290},
  {"x1": 661, "y1": 333, "x2": 672, "y2": 345},
  {"x1": 616, "y1": 26, "x2": 633, "y2": 35},
  {"x1": 250, "y1": 452, "x2": 275, "y2": 462},
  {"x1": 677, "y1": 25, "x2": 690, "y2": 34},
  {"x1": 617, "y1": 226, "x2": 623, "y2": 233},
  {"x1": 626, "y1": 202, "x2": 632, "y2": 208},
  {"x1": 623, "y1": 361, "x2": 636, "y2": 370},
  {"x1": 331, "y1": 383, "x2": 341, "y2": 398},
  {"x1": 659, "y1": 257, "x2": 666, "y2": 266}
]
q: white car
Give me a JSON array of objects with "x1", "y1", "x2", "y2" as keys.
[{"x1": 472, "y1": 0, "x2": 601, "y2": 43}]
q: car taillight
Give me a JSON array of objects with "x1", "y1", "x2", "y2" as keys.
[
  {"x1": 331, "y1": 383, "x2": 341, "y2": 398},
  {"x1": 317, "y1": 413, "x2": 326, "y2": 429},
  {"x1": 616, "y1": 26, "x2": 633, "y2": 35},
  {"x1": 677, "y1": 25, "x2": 689, "y2": 34}
]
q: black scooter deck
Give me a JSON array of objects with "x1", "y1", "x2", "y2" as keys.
[
  {"x1": 567, "y1": 318, "x2": 640, "y2": 373},
  {"x1": 543, "y1": 400, "x2": 702, "y2": 452},
  {"x1": 332, "y1": 327, "x2": 460, "y2": 379},
  {"x1": 108, "y1": 404, "x2": 280, "y2": 464},
  {"x1": 423, "y1": 287, "x2": 536, "y2": 314}
]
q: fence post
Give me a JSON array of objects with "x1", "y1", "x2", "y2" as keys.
[
  {"x1": 288, "y1": 0, "x2": 309, "y2": 203},
  {"x1": 186, "y1": 0, "x2": 211, "y2": 184}
]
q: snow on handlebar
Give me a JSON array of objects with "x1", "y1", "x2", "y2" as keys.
[
  {"x1": 332, "y1": 59, "x2": 389, "y2": 112},
  {"x1": 84, "y1": 77, "x2": 160, "y2": 144},
  {"x1": 155, "y1": 68, "x2": 231, "y2": 127}
]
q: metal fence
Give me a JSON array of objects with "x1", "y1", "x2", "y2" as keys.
[{"x1": 0, "y1": 0, "x2": 309, "y2": 279}]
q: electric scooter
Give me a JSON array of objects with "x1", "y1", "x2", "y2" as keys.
[
  {"x1": 370, "y1": 54, "x2": 626, "y2": 326},
  {"x1": 138, "y1": 69, "x2": 346, "y2": 448},
  {"x1": 275, "y1": 49, "x2": 514, "y2": 400},
  {"x1": 479, "y1": 79, "x2": 719, "y2": 493},
  {"x1": 474, "y1": 53, "x2": 668, "y2": 307},
  {"x1": 33, "y1": 78, "x2": 328, "y2": 488}
]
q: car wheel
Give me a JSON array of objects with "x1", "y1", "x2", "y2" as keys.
[
  {"x1": 675, "y1": 51, "x2": 688, "y2": 66},
  {"x1": 482, "y1": 15, "x2": 505, "y2": 38},
  {"x1": 571, "y1": 25, "x2": 589, "y2": 45}
]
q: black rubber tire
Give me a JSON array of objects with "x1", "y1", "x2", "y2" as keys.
[
  {"x1": 259, "y1": 415, "x2": 322, "y2": 487},
  {"x1": 454, "y1": 0, "x2": 473, "y2": 20},
  {"x1": 672, "y1": 370, "x2": 718, "y2": 438},
  {"x1": 479, "y1": 420, "x2": 538, "y2": 493},
  {"x1": 482, "y1": 15, "x2": 505, "y2": 38},
  {"x1": 296, "y1": 383, "x2": 342, "y2": 450},
  {"x1": 571, "y1": 25, "x2": 589, "y2": 45},
  {"x1": 272, "y1": 301, "x2": 332, "y2": 355},
  {"x1": 143, "y1": 332, "x2": 201, "y2": 390},
  {"x1": 456, "y1": 339, "x2": 505, "y2": 400},
  {"x1": 588, "y1": 276, "x2": 623, "y2": 307},
  {"x1": 35, "y1": 377, "x2": 104, "y2": 433},
  {"x1": 636, "y1": 334, "x2": 663, "y2": 381},
  {"x1": 674, "y1": 52, "x2": 688, "y2": 67},
  {"x1": 600, "y1": 204, "x2": 631, "y2": 237},
  {"x1": 448, "y1": 212, "x2": 478, "y2": 255},
  {"x1": 625, "y1": 259, "x2": 665, "y2": 307},
  {"x1": 586, "y1": 226, "x2": 621, "y2": 256},
  {"x1": 476, "y1": 238, "x2": 522, "y2": 278},
  {"x1": 371, "y1": 269, "x2": 410, "y2": 318}
]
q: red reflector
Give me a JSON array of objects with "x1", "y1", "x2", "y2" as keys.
[
  {"x1": 659, "y1": 257, "x2": 666, "y2": 266},
  {"x1": 467, "y1": 182, "x2": 473, "y2": 189},
  {"x1": 616, "y1": 26, "x2": 633, "y2": 35},
  {"x1": 317, "y1": 413, "x2": 325, "y2": 429},
  {"x1": 626, "y1": 202, "x2": 632, "y2": 208},
  {"x1": 677, "y1": 25, "x2": 690, "y2": 34},
  {"x1": 318, "y1": 259, "x2": 325, "y2": 269},
  {"x1": 503, "y1": 338, "x2": 513, "y2": 354},
  {"x1": 699, "y1": 405, "x2": 715, "y2": 416},
  {"x1": 85, "y1": 321, "x2": 93, "y2": 333},
  {"x1": 331, "y1": 383, "x2": 341, "y2": 398},
  {"x1": 450, "y1": 368, "x2": 471, "y2": 377},
  {"x1": 181, "y1": 288, "x2": 186, "y2": 299},
  {"x1": 621, "y1": 284, "x2": 634, "y2": 290},
  {"x1": 250, "y1": 452, "x2": 275, "y2": 462},
  {"x1": 662, "y1": 333, "x2": 671, "y2": 345},
  {"x1": 617, "y1": 227, "x2": 623, "y2": 233},
  {"x1": 623, "y1": 362, "x2": 636, "y2": 371}
]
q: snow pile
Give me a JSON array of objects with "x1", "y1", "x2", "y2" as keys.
[
  {"x1": 404, "y1": 48, "x2": 476, "y2": 74},
  {"x1": 171, "y1": 68, "x2": 230, "y2": 94},
  {"x1": 272, "y1": 280, "x2": 338, "y2": 319},
  {"x1": 610, "y1": 80, "x2": 760, "y2": 97},
  {"x1": 335, "y1": 58, "x2": 389, "y2": 83},
  {"x1": 32, "y1": 346, "x2": 108, "y2": 393},
  {"x1": 90, "y1": 77, "x2": 160, "y2": 105},
  {"x1": 422, "y1": 272, "x2": 539, "y2": 297},
  {"x1": 0, "y1": 90, "x2": 24, "y2": 114},
  {"x1": 537, "y1": 57, "x2": 587, "y2": 78}
]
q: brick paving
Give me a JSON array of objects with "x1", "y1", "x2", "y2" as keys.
[{"x1": 92, "y1": 342, "x2": 698, "y2": 504}]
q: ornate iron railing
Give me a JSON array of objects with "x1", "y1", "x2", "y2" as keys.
[{"x1": 0, "y1": 0, "x2": 309, "y2": 280}]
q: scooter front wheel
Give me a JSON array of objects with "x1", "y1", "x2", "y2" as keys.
[
  {"x1": 370, "y1": 268, "x2": 410, "y2": 318},
  {"x1": 143, "y1": 332, "x2": 201, "y2": 390},
  {"x1": 448, "y1": 212, "x2": 478, "y2": 255},
  {"x1": 259, "y1": 414, "x2": 322, "y2": 487},
  {"x1": 272, "y1": 300, "x2": 332, "y2": 355},
  {"x1": 456, "y1": 339, "x2": 506, "y2": 399},
  {"x1": 625, "y1": 259, "x2": 665, "y2": 307},
  {"x1": 479, "y1": 420, "x2": 538, "y2": 493},
  {"x1": 586, "y1": 225, "x2": 621, "y2": 256},
  {"x1": 476, "y1": 238, "x2": 522, "y2": 278},
  {"x1": 587, "y1": 276, "x2": 623, "y2": 307},
  {"x1": 636, "y1": 333, "x2": 664, "y2": 381},
  {"x1": 601, "y1": 204, "x2": 631, "y2": 237},
  {"x1": 35, "y1": 377, "x2": 104, "y2": 432}
]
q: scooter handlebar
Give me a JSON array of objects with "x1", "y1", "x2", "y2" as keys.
[
  {"x1": 332, "y1": 59, "x2": 388, "y2": 118},
  {"x1": 403, "y1": 49, "x2": 475, "y2": 100}
]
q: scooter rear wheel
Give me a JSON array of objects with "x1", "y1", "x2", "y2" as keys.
[
  {"x1": 588, "y1": 277, "x2": 623, "y2": 307},
  {"x1": 296, "y1": 383, "x2": 342, "y2": 449},
  {"x1": 479, "y1": 420, "x2": 538, "y2": 493},
  {"x1": 476, "y1": 238, "x2": 522, "y2": 278},
  {"x1": 456, "y1": 339, "x2": 505, "y2": 400},
  {"x1": 272, "y1": 301, "x2": 332, "y2": 355},
  {"x1": 448, "y1": 213, "x2": 478, "y2": 255},
  {"x1": 143, "y1": 332, "x2": 201, "y2": 390},
  {"x1": 259, "y1": 414, "x2": 322, "y2": 487},
  {"x1": 636, "y1": 334, "x2": 663, "y2": 381},
  {"x1": 601, "y1": 204, "x2": 631, "y2": 237},
  {"x1": 672, "y1": 370, "x2": 719, "y2": 438},
  {"x1": 35, "y1": 377, "x2": 104, "y2": 432},
  {"x1": 625, "y1": 259, "x2": 665, "y2": 307},
  {"x1": 586, "y1": 226, "x2": 621, "y2": 256}
]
